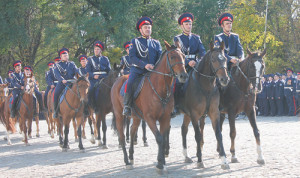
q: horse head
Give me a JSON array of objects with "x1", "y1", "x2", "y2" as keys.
[
  {"x1": 209, "y1": 41, "x2": 229, "y2": 86},
  {"x1": 166, "y1": 41, "x2": 188, "y2": 83},
  {"x1": 24, "y1": 76, "x2": 36, "y2": 94},
  {"x1": 75, "y1": 73, "x2": 90, "y2": 102},
  {"x1": 240, "y1": 48, "x2": 266, "y2": 94}
]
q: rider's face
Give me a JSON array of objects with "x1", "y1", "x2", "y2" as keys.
[
  {"x1": 140, "y1": 24, "x2": 152, "y2": 37},
  {"x1": 80, "y1": 59, "x2": 87, "y2": 67},
  {"x1": 25, "y1": 69, "x2": 32, "y2": 77},
  {"x1": 125, "y1": 48, "x2": 129, "y2": 55},
  {"x1": 60, "y1": 53, "x2": 69, "y2": 62},
  {"x1": 221, "y1": 21, "x2": 232, "y2": 33},
  {"x1": 15, "y1": 65, "x2": 21, "y2": 73},
  {"x1": 181, "y1": 21, "x2": 192, "y2": 33},
  {"x1": 94, "y1": 46, "x2": 102, "y2": 57}
]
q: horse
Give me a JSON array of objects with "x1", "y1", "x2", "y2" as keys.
[
  {"x1": 200, "y1": 48, "x2": 266, "y2": 165},
  {"x1": 111, "y1": 41, "x2": 188, "y2": 174},
  {"x1": 88, "y1": 63, "x2": 122, "y2": 148},
  {"x1": 56, "y1": 74, "x2": 90, "y2": 151},
  {"x1": 175, "y1": 42, "x2": 230, "y2": 169},
  {"x1": 2, "y1": 75, "x2": 36, "y2": 145},
  {"x1": 0, "y1": 84, "x2": 9, "y2": 131},
  {"x1": 47, "y1": 87, "x2": 58, "y2": 138}
]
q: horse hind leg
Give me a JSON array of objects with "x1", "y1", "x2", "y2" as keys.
[
  {"x1": 96, "y1": 113, "x2": 103, "y2": 146},
  {"x1": 246, "y1": 109, "x2": 265, "y2": 165},
  {"x1": 125, "y1": 116, "x2": 130, "y2": 143},
  {"x1": 129, "y1": 118, "x2": 141, "y2": 165},
  {"x1": 199, "y1": 115, "x2": 206, "y2": 151},
  {"x1": 182, "y1": 114, "x2": 193, "y2": 163},
  {"x1": 35, "y1": 115, "x2": 40, "y2": 137},
  {"x1": 88, "y1": 116, "x2": 95, "y2": 144},
  {"x1": 76, "y1": 118, "x2": 85, "y2": 152},
  {"x1": 227, "y1": 112, "x2": 239, "y2": 163},
  {"x1": 101, "y1": 114, "x2": 108, "y2": 149},
  {"x1": 72, "y1": 118, "x2": 78, "y2": 142},
  {"x1": 190, "y1": 116, "x2": 205, "y2": 169},
  {"x1": 62, "y1": 123, "x2": 70, "y2": 151},
  {"x1": 81, "y1": 117, "x2": 87, "y2": 139},
  {"x1": 164, "y1": 125, "x2": 170, "y2": 157}
]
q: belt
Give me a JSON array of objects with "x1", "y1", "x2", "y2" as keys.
[
  {"x1": 54, "y1": 81, "x2": 58, "y2": 83},
  {"x1": 186, "y1": 55, "x2": 196, "y2": 59},
  {"x1": 93, "y1": 72, "x2": 107, "y2": 75},
  {"x1": 284, "y1": 87, "x2": 293, "y2": 89},
  {"x1": 296, "y1": 90, "x2": 300, "y2": 92},
  {"x1": 229, "y1": 56, "x2": 239, "y2": 59},
  {"x1": 54, "y1": 79, "x2": 76, "y2": 83}
]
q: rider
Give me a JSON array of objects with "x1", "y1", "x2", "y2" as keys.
[
  {"x1": 10, "y1": 60, "x2": 24, "y2": 118},
  {"x1": 53, "y1": 48, "x2": 80, "y2": 119},
  {"x1": 171, "y1": 12, "x2": 206, "y2": 117},
  {"x1": 44, "y1": 61, "x2": 55, "y2": 109},
  {"x1": 120, "y1": 41, "x2": 132, "y2": 75},
  {"x1": 4, "y1": 70, "x2": 14, "y2": 95},
  {"x1": 284, "y1": 68, "x2": 296, "y2": 116},
  {"x1": 122, "y1": 16, "x2": 162, "y2": 116},
  {"x1": 214, "y1": 12, "x2": 244, "y2": 71},
  {"x1": 86, "y1": 41, "x2": 111, "y2": 111},
  {"x1": 23, "y1": 65, "x2": 45, "y2": 118},
  {"x1": 78, "y1": 54, "x2": 89, "y2": 116}
]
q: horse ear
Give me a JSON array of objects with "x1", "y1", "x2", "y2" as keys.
[
  {"x1": 246, "y1": 47, "x2": 252, "y2": 56},
  {"x1": 86, "y1": 72, "x2": 89, "y2": 78},
  {"x1": 174, "y1": 40, "x2": 181, "y2": 50},
  {"x1": 220, "y1": 41, "x2": 225, "y2": 50},
  {"x1": 209, "y1": 41, "x2": 214, "y2": 51},
  {"x1": 164, "y1": 40, "x2": 172, "y2": 51},
  {"x1": 260, "y1": 48, "x2": 267, "y2": 57},
  {"x1": 113, "y1": 62, "x2": 117, "y2": 70}
]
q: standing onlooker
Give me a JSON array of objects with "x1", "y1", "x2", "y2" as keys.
[{"x1": 274, "y1": 73, "x2": 284, "y2": 116}]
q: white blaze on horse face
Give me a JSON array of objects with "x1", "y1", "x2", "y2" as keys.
[
  {"x1": 218, "y1": 54, "x2": 225, "y2": 61},
  {"x1": 254, "y1": 61, "x2": 262, "y2": 88}
]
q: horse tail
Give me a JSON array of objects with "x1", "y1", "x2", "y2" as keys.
[
  {"x1": 111, "y1": 112, "x2": 118, "y2": 136},
  {"x1": 0, "y1": 102, "x2": 5, "y2": 125}
]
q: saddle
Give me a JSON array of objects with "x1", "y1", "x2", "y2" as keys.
[
  {"x1": 120, "y1": 75, "x2": 146, "y2": 100},
  {"x1": 9, "y1": 92, "x2": 37, "y2": 111}
]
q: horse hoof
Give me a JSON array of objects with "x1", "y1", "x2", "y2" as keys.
[
  {"x1": 29, "y1": 135, "x2": 32, "y2": 139},
  {"x1": 118, "y1": 145, "x2": 122, "y2": 149},
  {"x1": 4, "y1": 136, "x2": 7, "y2": 141},
  {"x1": 221, "y1": 164, "x2": 230, "y2": 170},
  {"x1": 231, "y1": 157, "x2": 239, "y2": 163},
  {"x1": 36, "y1": 134, "x2": 40, "y2": 138},
  {"x1": 185, "y1": 157, "x2": 193, "y2": 163},
  {"x1": 22, "y1": 139, "x2": 25, "y2": 142},
  {"x1": 156, "y1": 167, "x2": 166, "y2": 175},
  {"x1": 59, "y1": 144, "x2": 63, "y2": 148},
  {"x1": 80, "y1": 149, "x2": 86, "y2": 153},
  {"x1": 144, "y1": 142, "x2": 149, "y2": 147},
  {"x1": 126, "y1": 139, "x2": 130, "y2": 143},
  {"x1": 102, "y1": 145, "x2": 108, "y2": 149},
  {"x1": 165, "y1": 154, "x2": 169, "y2": 158},
  {"x1": 25, "y1": 143, "x2": 31, "y2": 146},
  {"x1": 98, "y1": 141, "x2": 103, "y2": 147},
  {"x1": 48, "y1": 131, "x2": 51, "y2": 134},
  {"x1": 197, "y1": 162, "x2": 205, "y2": 168},
  {"x1": 82, "y1": 136, "x2": 87, "y2": 139},
  {"x1": 7, "y1": 141, "x2": 12, "y2": 145},
  {"x1": 130, "y1": 160, "x2": 134, "y2": 165},
  {"x1": 62, "y1": 148, "x2": 68, "y2": 152},
  {"x1": 75, "y1": 138, "x2": 79, "y2": 142},
  {"x1": 257, "y1": 159, "x2": 265, "y2": 165},
  {"x1": 125, "y1": 164, "x2": 133, "y2": 170},
  {"x1": 134, "y1": 141, "x2": 138, "y2": 145},
  {"x1": 90, "y1": 139, "x2": 95, "y2": 144},
  {"x1": 51, "y1": 134, "x2": 54, "y2": 139}
]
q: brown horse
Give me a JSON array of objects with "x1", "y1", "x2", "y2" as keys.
[
  {"x1": 200, "y1": 48, "x2": 266, "y2": 165},
  {"x1": 3, "y1": 75, "x2": 36, "y2": 145},
  {"x1": 56, "y1": 74, "x2": 90, "y2": 152},
  {"x1": 111, "y1": 41, "x2": 188, "y2": 173},
  {"x1": 47, "y1": 88, "x2": 58, "y2": 138},
  {"x1": 0, "y1": 84, "x2": 9, "y2": 131},
  {"x1": 176, "y1": 42, "x2": 230, "y2": 169}
]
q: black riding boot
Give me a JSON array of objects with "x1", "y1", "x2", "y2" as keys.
[
  {"x1": 84, "y1": 103, "x2": 90, "y2": 117},
  {"x1": 10, "y1": 99, "x2": 18, "y2": 118},
  {"x1": 122, "y1": 93, "x2": 131, "y2": 117},
  {"x1": 171, "y1": 82, "x2": 182, "y2": 118},
  {"x1": 53, "y1": 99, "x2": 59, "y2": 119}
]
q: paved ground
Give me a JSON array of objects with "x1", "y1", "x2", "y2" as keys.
[{"x1": 0, "y1": 114, "x2": 299, "y2": 177}]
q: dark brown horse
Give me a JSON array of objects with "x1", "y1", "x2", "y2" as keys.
[
  {"x1": 111, "y1": 41, "x2": 188, "y2": 174},
  {"x1": 56, "y1": 74, "x2": 90, "y2": 152},
  {"x1": 176, "y1": 42, "x2": 230, "y2": 169},
  {"x1": 2, "y1": 75, "x2": 36, "y2": 145},
  {"x1": 200, "y1": 49, "x2": 266, "y2": 165}
]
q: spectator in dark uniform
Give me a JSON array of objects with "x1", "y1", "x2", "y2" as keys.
[
  {"x1": 295, "y1": 71, "x2": 300, "y2": 115},
  {"x1": 257, "y1": 75, "x2": 266, "y2": 116},
  {"x1": 120, "y1": 41, "x2": 132, "y2": 75},
  {"x1": 274, "y1": 72, "x2": 284, "y2": 116},
  {"x1": 266, "y1": 74, "x2": 276, "y2": 116},
  {"x1": 284, "y1": 68, "x2": 297, "y2": 116}
]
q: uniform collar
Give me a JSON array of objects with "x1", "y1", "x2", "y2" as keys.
[
  {"x1": 183, "y1": 32, "x2": 191, "y2": 37},
  {"x1": 141, "y1": 35, "x2": 151, "y2": 39},
  {"x1": 223, "y1": 31, "x2": 231, "y2": 36}
]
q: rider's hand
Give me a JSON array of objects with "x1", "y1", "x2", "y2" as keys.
[
  {"x1": 230, "y1": 58, "x2": 239, "y2": 64},
  {"x1": 145, "y1": 64, "x2": 154, "y2": 71},
  {"x1": 21, "y1": 86, "x2": 24, "y2": 90},
  {"x1": 188, "y1": 60, "x2": 196, "y2": 67},
  {"x1": 62, "y1": 80, "x2": 67, "y2": 84},
  {"x1": 94, "y1": 75, "x2": 99, "y2": 79},
  {"x1": 51, "y1": 85, "x2": 55, "y2": 88}
]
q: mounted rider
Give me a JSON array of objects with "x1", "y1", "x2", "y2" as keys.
[
  {"x1": 53, "y1": 48, "x2": 81, "y2": 119},
  {"x1": 120, "y1": 41, "x2": 133, "y2": 75},
  {"x1": 86, "y1": 41, "x2": 111, "y2": 111},
  {"x1": 172, "y1": 12, "x2": 207, "y2": 117},
  {"x1": 214, "y1": 12, "x2": 244, "y2": 71},
  {"x1": 122, "y1": 16, "x2": 162, "y2": 116}
]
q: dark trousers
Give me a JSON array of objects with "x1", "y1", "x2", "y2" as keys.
[
  {"x1": 34, "y1": 89, "x2": 44, "y2": 111},
  {"x1": 12, "y1": 89, "x2": 21, "y2": 109},
  {"x1": 268, "y1": 98, "x2": 276, "y2": 116},
  {"x1": 44, "y1": 86, "x2": 51, "y2": 108},
  {"x1": 285, "y1": 95, "x2": 296, "y2": 116},
  {"x1": 257, "y1": 98, "x2": 264, "y2": 115},
  {"x1": 262, "y1": 98, "x2": 269, "y2": 116},
  {"x1": 53, "y1": 82, "x2": 65, "y2": 110},
  {"x1": 125, "y1": 72, "x2": 143, "y2": 94},
  {"x1": 275, "y1": 98, "x2": 284, "y2": 116}
]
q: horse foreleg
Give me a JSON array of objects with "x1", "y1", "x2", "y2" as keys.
[
  {"x1": 35, "y1": 115, "x2": 40, "y2": 137},
  {"x1": 49, "y1": 114, "x2": 55, "y2": 138},
  {"x1": 164, "y1": 125, "x2": 170, "y2": 157},
  {"x1": 199, "y1": 115, "x2": 206, "y2": 150},
  {"x1": 57, "y1": 118, "x2": 63, "y2": 147},
  {"x1": 62, "y1": 122, "x2": 70, "y2": 151},
  {"x1": 23, "y1": 118, "x2": 29, "y2": 145},
  {"x1": 227, "y1": 112, "x2": 238, "y2": 163},
  {"x1": 142, "y1": 120, "x2": 148, "y2": 147},
  {"x1": 72, "y1": 118, "x2": 78, "y2": 142},
  {"x1": 76, "y1": 117, "x2": 85, "y2": 151},
  {"x1": 190, "y1": 116, "x2": 204, "y2": 168},
  {"x1": 129, "y1": 117, "x2": 141, "y2": 165},
  {"x1": 209, "y1": 110, "x2": 229, "y2": 170},
  {"x1": 81, "y1": 117, "x2": 87, "y2": 139},
  {"x1": 88, "y1": 116, "x2": 95, "y2": 144},
  {"x1": 246, "y1": 108, "x2": 265, "y2": 165},
  {"x1": 28, "y1": 118, "x2": 33, "y2": 139},
  {"x1": 96, "y1": 113, "x2": 102, "y2": 146},
  {"x1": 101, "y1": 114, "x2": 108, "y2": 148},
  {"x1": 182, "y1": 114, "x2": 192, "y2": 163},
  {"x1": 216, "y1": 113, "x2": 226, "y2": 153},
  {"x1": 116, "y1": 114, "x2": 131, "y2": 169}
]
